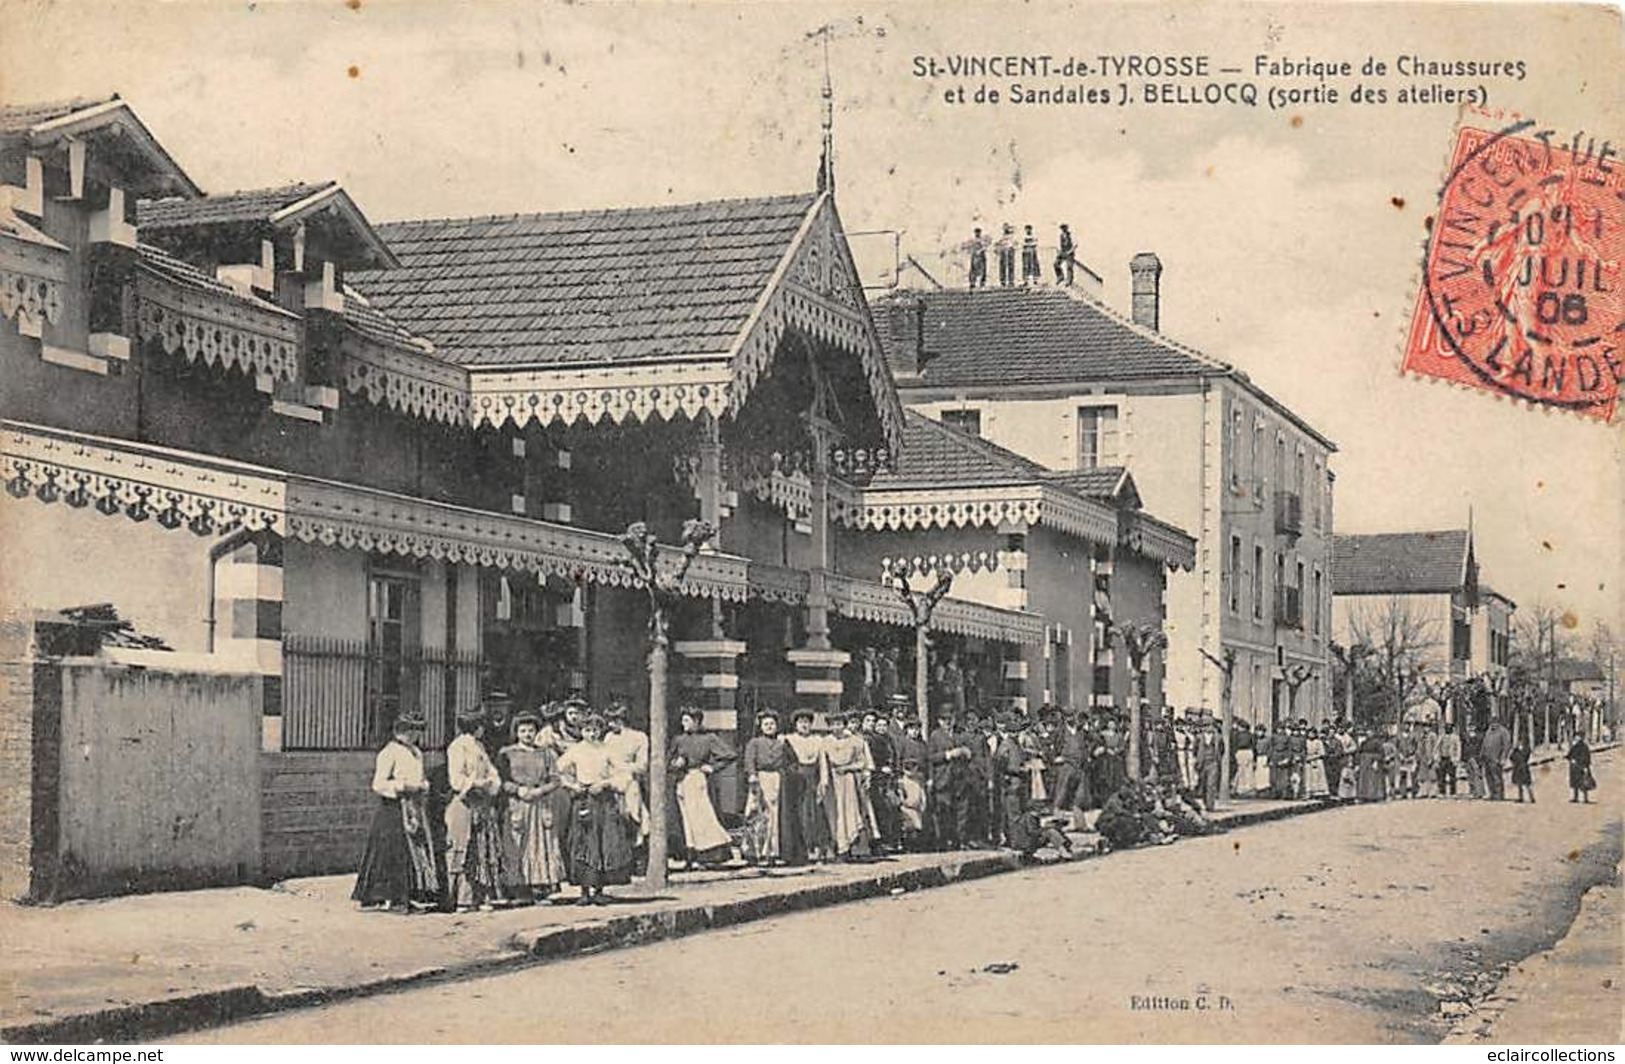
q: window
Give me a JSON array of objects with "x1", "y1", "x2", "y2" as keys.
[
  {"x1": 1229, "y1": 407, "x2": 1244, "y2": 491},
  {"x1": 1078, "y1": 405, "x2": 1119, "y2": 469},
  {"x1": 367, "y1": 568, "x2": 421, "y2": 745},
  {"x1": 1251, "y1": 421, "x2": 1264, "y2": 484},
  {"x1": 1252, "y1": 544, "x2": 1265, "y2": 619},
  {"x1": 1313, "y1": 568, "x2": 1323, "y2": 634},
  {"x1": 1228, "y1": 534, "x2": 1243, "y2": 613},
  {"x1": 1273, "y1": 434, "x2": 1286, "y2": 494},
  {"x1": 1294, "y1": 448, "x2": 1305, "y2": 500},
  {"x1": 1274, "y1": 552, "x2": 1286, "y2": 621},
  {"x1": 1311, "y1": 459, "x2": 1323, "y2": 530},
  {"x1": 940, "y1": 408, "x2": 981, "y2": 437}
]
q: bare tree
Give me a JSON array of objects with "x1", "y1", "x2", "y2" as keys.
[
  {"x1": 1329, "y1": 640, "x2": 1372, "y2": 724},
  {"x1": 1346, "y1": 595, "x2": 1442, "y2": 725},
  {"x1": 885, "y1": 560, "x2": 955, "y2": 736}
]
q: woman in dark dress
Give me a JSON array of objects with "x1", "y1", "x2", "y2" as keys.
[
  {"x1": 1566, "y1": 737, "x2": 1595, "y2": 803},
  {"x1": 352, "y1": 712, "x2": 440, "y2": 913},
  {"x1": 1510, "y1": 739, "x2": 1535, "y2": 803},
  {"x1": 742, "y1": 710, "x2": 806, "y2": 866},
  {"x1": 557, "y1": 714, "x2": 635, "y2": 904}
]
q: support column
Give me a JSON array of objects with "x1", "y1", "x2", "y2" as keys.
[
  {"x1": 214, "y1": 533, "x2": 284, "y2": 751},
  {"x1": 674, "y1": 638, "x2": 749, "y2": 814},
  {"x1": 788, "y1": 647, "x2": 851, "y2": 724}
]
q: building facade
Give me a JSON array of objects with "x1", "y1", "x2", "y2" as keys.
[
  {"x1": 1, "y1": 95, "x2": 1190, "y2": 896},
  {"x1": 1330, "y1": 528, "x2": 1515, "y2": 722},
  {"x1": 875, "y1": 262, "x2": 1337, "y2": 727}
]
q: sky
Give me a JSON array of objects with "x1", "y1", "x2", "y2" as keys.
[{"x1": 4, "y1": 0, "x2": 1620, "y2": 638}]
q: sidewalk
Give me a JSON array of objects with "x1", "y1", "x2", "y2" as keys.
[{"x1": 1, "y1": 794, "x2": 1331, "y2": 1043}]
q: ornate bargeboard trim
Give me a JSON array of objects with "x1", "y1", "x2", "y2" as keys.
[
  {"x1": 0, "y1": 419, "x2": 285, "y2": 535},
  {"x1": 135, "y1": 270, "x2": 301, "y2": 384},
  {"x1": 285, "y1": 475, "x2": 751, "y2": 602},
  {"x1": 339, "y1": 330, "x2": 471, "y2": 426},
  {"x1": 727, "y1": 198, "x2": 905, "y2": 457},
  {"x1": 468, "y1": 359, "x2": 734, "y2": 430},
  {"x1": 1122, "y1": 511, "x2": 1198, "y2": 571}
]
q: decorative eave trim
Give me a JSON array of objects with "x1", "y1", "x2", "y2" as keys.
[
  {"x1": 1122, "y1": 511, "x2": 1197, "y2": 571},
  {"x1": 823, "y1": 571, "x2": 1044, "y2": 645},
  {"x1": 1, "y1": 419, "x2": 284, "y2": 535},
  {"x1": 467, "y1": 358, "x2": 733, "y2": 430},
  {"x1": 339, "y1": 327, "x2": 470, "y2": 426},
  {"x1": 136, "y1": 268, "x2": 302, "y2": 384},
  {"x1": 834, "y1": 482, "x2": 1120, "y2": 546},
  {"x1": 0, "y1": 235, "x2": 69, "y2": 331},
  {"x1": 285, "y1": 475, "x2": 751, "y2": 602}
]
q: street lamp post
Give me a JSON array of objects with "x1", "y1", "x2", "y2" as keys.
[{"x1": 620, "y1": 518, "x2": 716, "y2": 891}]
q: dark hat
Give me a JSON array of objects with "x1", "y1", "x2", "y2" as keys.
[
  {"x1": 454, "y1": 706, "x2": 486, "y2": 725},
  {"x1": 791, "y1": 708, "x2": 816, "y2": 723},
  {"x1": 557, "y1": 696, "x2": 590, "y2": 714},
  {"x1": 394, "y1": 711, "x2": 427, "y2": 732},
  {"x1": 579, "y1": 713, "x2": 606, "y2": 732},
  {"x1": 511, "y1": 709, "x2": 542, "y2": 730},
  {"x1": 756, "y1": 709, "x2": 780, "y2": 725},
  {"x1": 539, "y1": 700, "x2": 565, "y2": 722},
  {"x1": 678, "y1": 704, "x2": 704, "y2": 720},
  {"x1": 482, "y1": 692, "x2": 513, "y2": 712}
]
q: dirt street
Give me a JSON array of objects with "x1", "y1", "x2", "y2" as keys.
[{"x1": 175, "y1": 752, "x2": 1621, "y2": 1044}]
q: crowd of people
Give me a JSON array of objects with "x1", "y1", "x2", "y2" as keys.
[{"x1": 351, "y1": 692, "x2": 1602, "y2": 916}]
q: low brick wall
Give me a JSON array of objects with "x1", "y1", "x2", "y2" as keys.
[{"x1": 259, "y1": 751, "x2": 377, "y2": 881}]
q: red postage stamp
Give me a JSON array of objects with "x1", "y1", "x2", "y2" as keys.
[{"x1": 1402, "y1": 116, "x2": 1623, "y2": 422}]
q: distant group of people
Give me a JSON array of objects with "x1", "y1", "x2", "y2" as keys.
[
  {"x1": 965, "y1": 223, "x2": 1080, "y2": 288},
  {"x1": 1230, "y1": 716, "x2": 1599, "y2": 805},
  {"x1": 353, "y1": 691, "x2": 1603, "y2": 915}
]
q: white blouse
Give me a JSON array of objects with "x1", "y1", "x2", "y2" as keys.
[
  {"x1": 558, "y1": 740, "x2": 630, "y2": 792},
  {"x1": 371, "y1": 740, "x2": 427, "y2": 799},
  {"x1": 447, "y1": 734, "x2": 502, "y2": 798}
]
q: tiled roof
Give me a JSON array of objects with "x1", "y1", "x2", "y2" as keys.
[
  {"x1": 0, "y1": 95, "x2": 119, "y2": 133},
  {"x1": 137, "y1": 182, "x2": 336, "y2": 230},
  {"x1": 136, "y1": 243, "x2": 296, "y2": 318},
  {"x1": 343, "y1": 284, "x2": 429, "y2": 350},
  {"x1": 1046, "y1": 466, "x2": 1130, "y2": 500},
  {"x1": 876, "y1": 409, "x2": 1055, "y2": 488},
  {"x1": 874, "y1": 285, "x2": 1228, "y2": 387},
  {"x1": 354, "y1": 193, "x2": 819, "y2": 367},
  {"x1": 1332, "y1": 530, "x2": 1470, "y2": 595}
]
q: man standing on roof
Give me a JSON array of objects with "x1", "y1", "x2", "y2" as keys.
[
  {"x1": 996, "y1": 224, "x2": 1017, "y2": 287},
  {"x1": 966, "y1": 227, "x2": 989, "y2": 288},
  {"x1": 1020, "y1": 225, "x2": 1041, "y2": 284},
  {"x1": 1054, "y1": 223, "x2": 1077, "y2": 285}
]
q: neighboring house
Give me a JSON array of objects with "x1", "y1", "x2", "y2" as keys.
[
  {"x1": 1, "y1": 94, "x2": 1046, "y2": 892},
  {"x1": 1331, "y1": 528, "x2": 1514, "y2": 707},
  {"x1": 874, "y1": 259, "x2": 1337, "y2": 726},
  {"x1": 835, "y1": 409, "x2": 1195, "y2": 712},
  {"x1": 1553, "y1": 658, "x2": 1607, "y2": 700}
]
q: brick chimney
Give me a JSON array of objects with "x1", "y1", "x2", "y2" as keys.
[
  {"x1": 1129, "y1": 252, "x2": 1162, "y2": 331},
  {"x1": 884, "y1": 294, "x2": 927, "y2": 376}
]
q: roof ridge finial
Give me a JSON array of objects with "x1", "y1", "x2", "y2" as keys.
[{"x1": 816, "y1": 29, "x2": 834, "y2": 194}]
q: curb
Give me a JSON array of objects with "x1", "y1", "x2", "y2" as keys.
[{"x1": 0, "y1": 789, "x2": 1372, "y2": 1044}]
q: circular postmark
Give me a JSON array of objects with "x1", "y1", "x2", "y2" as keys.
[{"x1": 1403, "y1": 117, "x2": 1623, "y2": 422}]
